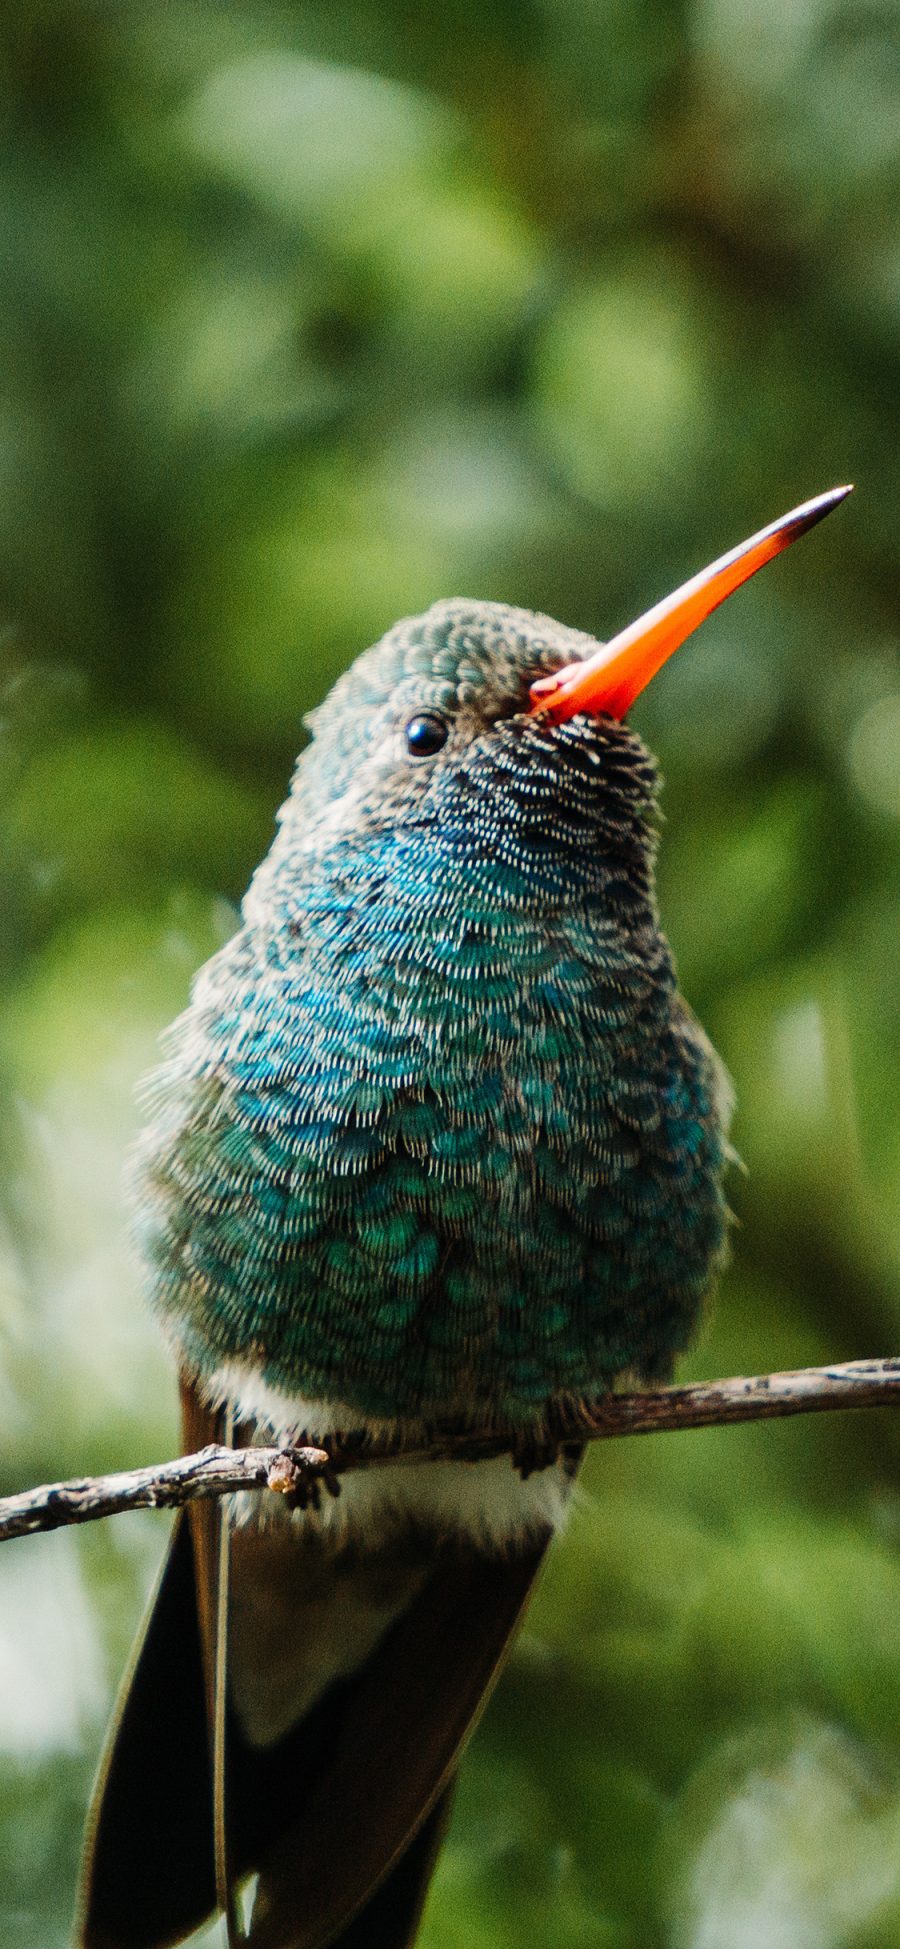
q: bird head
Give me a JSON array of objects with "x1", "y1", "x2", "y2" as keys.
[{"x1": 249, "y1": 487, "x2": 851, "y2": 925}]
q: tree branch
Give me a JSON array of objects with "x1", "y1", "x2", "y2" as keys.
[{"x1": 1, "y1": 1356, "x2": 898, "y2": 1545}]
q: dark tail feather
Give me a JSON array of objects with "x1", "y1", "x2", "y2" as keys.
[
  {"x1": 214, "y1": 1406, "x2": 242, "y2": 1946},
  {"x1": 78, "y1": 1508, "x2": 454, "y2": 1949},
  {"x1": 77, "y1": 1507, "x2": 353, "y2": 1949},
  {"x1": 244, "y1": 1544, "x2": 544, "y2": 1949},
  {"x1": 78, "y1": 1514, "x2": 217, "y2": 1949},
  {"x1": 79, "y1": 1384, "x2": 567, "y2": 1948},
  {"x1": 325, "y1": 1782, "x2": 456, "y2": 1949}
]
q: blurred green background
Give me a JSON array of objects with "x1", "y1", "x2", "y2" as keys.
[{"x1": 0, "y1": 2, "x2": 899, "y2": 1944}]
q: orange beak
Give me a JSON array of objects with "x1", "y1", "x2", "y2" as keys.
[{"x1": 529, "y1": 485, "x2": 853, "y2": 724}]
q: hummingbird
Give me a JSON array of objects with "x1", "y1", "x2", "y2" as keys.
[{"x1": 78, "y1": 486, "x2": 850, "y2": 1949}]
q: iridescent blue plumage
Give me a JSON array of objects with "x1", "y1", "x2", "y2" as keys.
[{"x1": 133, "y1": 599, "x2": 730, "y2": 1425}]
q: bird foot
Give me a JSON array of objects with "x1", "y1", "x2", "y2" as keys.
[{"x1": 268, "y1": 1432, "x2": 343, "y2": 1511}]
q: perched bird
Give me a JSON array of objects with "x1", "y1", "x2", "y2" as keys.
[{"x1": 79, "y1": 487, "x2": 850, "y2": 1949}]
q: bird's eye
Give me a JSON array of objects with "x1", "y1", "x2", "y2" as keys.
[{"x1": 405, "y1": 712, "x2": 449, "y2": 758}]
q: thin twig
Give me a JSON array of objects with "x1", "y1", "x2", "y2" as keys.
[{"x1": 1, "y1": 1357, "x2": 898, "y2": 1546}]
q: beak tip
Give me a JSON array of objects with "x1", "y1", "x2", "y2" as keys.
[{"x1": 782, "y1": 482, "x2": 854, "y2": 545}]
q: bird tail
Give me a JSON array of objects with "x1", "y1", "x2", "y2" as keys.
[{"x1": 77, "y1": 1384, "x2": 558, "y2": 1949}]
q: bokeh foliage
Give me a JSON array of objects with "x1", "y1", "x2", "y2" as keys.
[{"x1": 0, "y1": 2, "x2": 899, "y2": 1944}]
